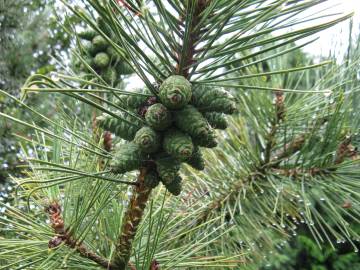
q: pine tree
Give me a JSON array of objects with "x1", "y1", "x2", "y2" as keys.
[
  {"x1": 0, "y1": 0, "x2": 71, "y2": 188},
  {"x1": 0, "y1": 1, "x2": 359, "y2": 270}
]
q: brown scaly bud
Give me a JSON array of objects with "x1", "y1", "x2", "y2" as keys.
[
  {"x1": 45, "y1": 202, "x2": 61, "y2": 215},
  {"x1": 275, "y1": 91, "x2": 285, "y2": 121},
  {"x1": 103, "y1": 131, "x2": 112, "y2": 152},
  {"x1": 48, "y1": 236, "x2": 63, "y2": 249},
  {"x1": 150, "y1": 260, "x2": 160, "y2": 270},
  {"x1": 52, "y1": 219, "x2": 65, "y2": 231},
  {"x1": 45, "y1": 202, "x2": 65, "y2": 233},
  {"x1": 342, "y1": 200, "x2": 352, "y2": 209},
  {"x1": 138, "y1": 97, "x2": 158, "y2": 117},
  {"x1": 138, "y1": 106, "x2": 149, "y2": 117},
  {"x1": 146, "y1": 96, "x2": 158, "y2": 106},
  {"x1": 335, "y1": 137, "x2": 352, "y2": 164}
]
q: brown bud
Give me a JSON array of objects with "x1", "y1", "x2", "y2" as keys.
[
  {"x1": 150, "y1": 260, "x2": 160, "y2": 270},
  {"x1": 48, "y1": 236, "x2": 63, "y2": 249},
  {"x1": 342, "y1": 200, "x2": 352, "y2": 209},
  {"x1": 103, "y1": 131, "x2": 112, "y2": 152}
]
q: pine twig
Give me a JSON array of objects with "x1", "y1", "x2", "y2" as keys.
[
  {"x1": 112, "y1": 167, "x2": 152, "y2": 269},
  {"x1": 335, "y1": 136, "x2": 356, "y2": 164},
  {"x1": 46, "y1": 202, "x2": 113, "y2": 269},
  {"x1": 176, "y1": 0, "x2": 209, "y2": 78},
  {"x1": 264, "y1": 91, "x2": 286, "y2": 165},
  {"x1": 269, "y1": 134, "x2": 306, "y2": 167},
  {"x1": 116, "y1": 0, "x2": 142, "y2": 17},
  {"x1": 272, "y1": 136, "x2": 358, "y2": 177}
]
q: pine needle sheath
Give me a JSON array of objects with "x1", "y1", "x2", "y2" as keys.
[{"x1": 112, "y1": 168, "x2": 152, "y2": 269}]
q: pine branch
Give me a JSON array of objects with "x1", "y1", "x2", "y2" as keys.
[
  {"x1": 176, "y1": 0, "x2": 209, "y2": 78},
  {"x1": 334, "y1": 136, "x2": 357, "y2": 164},
  {"x1": 45, "y1": 201, "x2": 113, "y2": 269},
  {"x1": 269, "y1": 134, "x2": 306, "y2": 167},
  {"x1": 195, "y1": 91, "x2": 288, "y2": 225},
  {"x1": 272, "y1": 136, "x2": 358, "y2": 177},
  {"x1": 112, "y1": 167, "x2": 153, "y2": 269},
  {"x1": 264, "y1": 91, "x2": 286, "y2": 165},
  {"x1": 194, "y1": 114, "x2": 332, "y2": 225},
  {"x1": 116, "y1": 0, "x2": 142, "y2": 17},
  {"x1": 195, "y1": 108, "x2": 359, "y2": 227}
]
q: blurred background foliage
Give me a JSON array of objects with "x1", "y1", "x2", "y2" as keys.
[
  {"x1": 0, "y1": 1, "x2": 360, "y2": 269},
  {"x1": 0, "y1": 0, "x2": 77, "y2": 186}
]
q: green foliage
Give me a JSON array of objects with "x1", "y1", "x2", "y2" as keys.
[
  {"x1": 0, "y1": 0, "x2": 71, "y2": 91},
  {"x1": 261, "y1": 232, "x2": 360, "y2": 270},
  {"x1": 1, "y1": 1, "x2": 359, "y2": 269},
  {"x1": 0, "y1": 0, "x2": 72, "y2": 185}
]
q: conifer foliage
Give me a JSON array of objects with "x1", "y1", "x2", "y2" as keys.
[
  {"x1": 101, "y1": 73, "x2": 236, "y2": 196},
  {"x1": 0, "y1": 1, "x2": 358, "y2": 270}
]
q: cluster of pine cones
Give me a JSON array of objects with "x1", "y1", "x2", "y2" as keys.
[
  {"x1": 97, "y1": 75, "x2": 236, "y2": 196},
  {"x1": 73, "y1": 18, "x2": 133, "y2": 85}
]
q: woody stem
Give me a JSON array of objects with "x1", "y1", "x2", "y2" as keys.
[{"x1": 112, "y1": 167, "x2": 152, "y2": 269}]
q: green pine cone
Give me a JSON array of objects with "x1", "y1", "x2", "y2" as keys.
[
  {"x1": 165, "y1": 175, "x2": 182, "y2": 196},
  {"x1": 80, "y1": 56, "x2": 95, "y2": 70},
  {"x1": 192, "y1": 85, "x2": 236, "y2": 114},
  {"x1": 203, "y1": 112, "x2": 228, "y2": 130},
  {"x1": 78, "y1": 29, "x2": 97, "y2": 41},
  {"x1": 107, "y1": 46, "x2": 120, "y2": 62},
  {"x1": 145, "y1": 103, "x2": 172, "y2": 131},
  {"x1": 163, "y1": 129, "x2": 194, "y2": 161},
  {"x1": 78, "y1": 72, "x2": 92, "y2": 87},
  {"x1": 116, "y1": 61, "x2": 134, "y2": 75},
  {"x1": 174, "y1": 105, "x2": 217, "y2": 148},
  {"x1": 94, "y1": 52, "x2": 110, "y2": 69},
  {"x1": 192, "y1": 132, "x2": 217, "y2": 148},
  {"x1": 118, "y1": 88, "x2": 152, "y2": 109},
  {"x1": 96, "y1": 112, "x2": 143, "y2": 141},
  {"x1": 155, "y1": 154, "x2": 180, "y2": 185},
  {"x1": 97, "y1": 17, "x2": 112, "y2": 37},
  {"x1": 185, "y1": 146, "x2": 205, "y2": 170},
  {"x1": 103, "y1": 67, "x2": 118, "y2": 84},
  {"x1": 92, "y1": 35, "x2": 108, "y2": 52},
  {"x1": 110, "y1": 143, "x2": 143, "y2": 174},
  {"x1": 159, "y1": 75, "x2": 192, "y2": 109},
  {"x1": 72, "y1": 56, "x2": 81, "y2": 69},
  {"x1": 134, "y1": 127, "x2": 161, "y2": 154},
  {"x1": 81, "y1": 41, "x2": 97, "y2": 56},
  {"x1": 144, "y1": 170, "x2": 160, "y2": 189}
]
